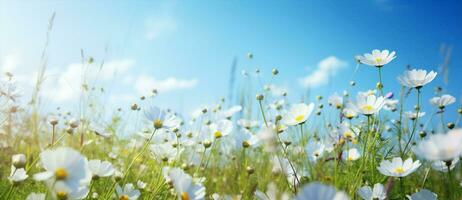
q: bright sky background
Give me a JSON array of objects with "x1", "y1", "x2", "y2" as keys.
[{"x1": 1, "y1": 0, "x2": 461, "y2": 118}]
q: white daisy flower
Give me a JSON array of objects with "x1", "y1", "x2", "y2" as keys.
[
  {"x1": 8, "y1": 166, "x2": 28, "y2": 183},
  {"x1": 414, "y1": 129, "x2": 462, "y2": 161},
  {"x1": 431, "y1": 158, "x2": 459, "y2": 172},
  {"x1": 405, "y1": 111, "x2": 426, "y2": 120},
  {"x1": 342, "y1": 108, "x2": 358, "y2": 119},
  {"x1": 397, "y1": 69, "x2": 437, "y2": 89},
  {"x1": 163, "y1": 167, "x2": 206, "y2": 200},
  {"x1": 349, "y1": 94, "x2": 385, "y2": 116},
  {"x1": 115, "y1": 183, "x2": 140, "y2": 200},
  {"x1": 88, "y1": 159, "x2": 115, "y2": 178},
  {"x1": 255, "y1": 182, "x2": 289, "y2": 200},
  {"x1": 52, "y1": 181, "x2": 89, "y2": 200},
  {"x1": 430, "y1": 94, "x2": 456, "y2": 110},
  {"x1": 305, "y1": 140, "x2": 325, "y2": 162},
  {"x1": 237, "y1": 119, "x2": 259, "y2": 130},
  {"x1": 406, "y1": 189, "x2": 437, "y2": 200},
  {"x1": 357, "y1": 183, "x2": 386, "y2": 200},
  {"x1": 34, "y1": 147, "x2": 91, "y2": 189},
  {"x1": 26, "y1": 193, "x2": 46, "y2": 200},
  {"x1": 209, "y1": 119, "x2": 233, "y2": 139},
  {"x1": 328, "y1": 94, "x2": 343, "y2": 109},
  {"x1": 377, "y1": 157, "x2": 421, "y2": 177},
  {"x1": 144, "y1": 106, "x2": 181, "y2": 130},
  {"x1": 295, "y1": 182, "x2": 349, "y2": 200},
  {"x1": 357, "y1": 49, "x2": 396, "y2": 67},
  {"x1": 282, "y1": 103, "x2": 315, "y2": 126},
  {"x1": 342, "y1": 148, "x2": 361, "y2": 161}
]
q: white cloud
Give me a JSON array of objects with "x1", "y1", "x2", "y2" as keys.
[
  {"x1": 135, "y1": 75, "x2": 198, "y2": 94},
  {"x1": 145, "y1": 17, "x2": 176, "y2": 40},
  {"x1": 1, "y1": 53, "x2": 21, "y2": 73},
  {"x1": 299, "y1": 56, "x2": 348, "y2": 88},
  {"x1": 42, "y1": 59, "x2": 135, "y2": 102}
]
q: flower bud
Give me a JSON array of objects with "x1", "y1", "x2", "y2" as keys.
[
  {"x1": 12, "y1": 154, "x2": 26, "y2": 168},
  {"x1": 256, "y1": 94, "x2": 264, "y2": 101}
]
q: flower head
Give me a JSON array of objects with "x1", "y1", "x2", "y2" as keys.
[
  {"x1": 295, "y1": 182, "x2": 349, "y2": 200},
  {"x1": 377, "y1": 157, "x2": 421, "y2": 177},
  {"x1": 88, "y1": 160, "x2": 115, "y2": 179},
  {"x1": 349, "y1": 94, "x2": 385, "y2": 116},
  {"x1": 397, "y1": 69, "x2": 437, "y2": 89},
  {"x1": 357, "y1": 49, "x2": 396, "y2": 67},
  {"x1": 357, "y1": 183, "x2": 386, "y2": 200},
  {"x1": 342, "y1": 148, "x2": 361, "y2": 161},
  {"x1": 430, "y1": 94, "x2": 456, "y2": 110},
  {"x1": 115, "y1": 183, "x2": 141, "y2": 200},
  {"x1": 414, "y1": 129, "x2": 462, "y2": 161},
  {"x1": 282, "y1": 103, "x2": 315, "y2": 126},
  {"x1": 163, "y1": 167, "x2": 206, "y2": 200}
]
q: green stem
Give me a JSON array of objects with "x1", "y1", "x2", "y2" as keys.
[{"x1": 403, "y1": 89, "x2": 421, "y2": 155}]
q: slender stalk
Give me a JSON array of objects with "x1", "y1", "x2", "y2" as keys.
[{"x1": 403, "y1": 88, "x2": 421, "y2": 155}]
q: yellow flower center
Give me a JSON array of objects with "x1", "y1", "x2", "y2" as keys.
[
  {"x1": 119, "y1": 195, "x2": 129, "y2": 200},
  {"x1": 56, "y1": 191, "x2": 68, "y2": 200},
  {"x1": 55, "y1": 168, "x2": 68, "y2": 180},
  {"x1": 348, "y1": 155, "x2": 354, "y2": 161},
  {"x1": 394, "y1": 167, "x2": 405, "y2": 174},
  {"x1": 294, "y1": 115, "x2": 305, "y2": 122},
  {"x1": 214, "y1": 131, "x2": 222, "y2": 138},
  {"x1": 154, "y1": 119, "x2": 163, "y2": 129},
  {"x1": 362, "y1": 105, "x2": 374, "y2": 112},
  {"x1": 181, "y1": 192, "x2": 190, "y2": 200},
  {"x1": 344, "y1": 131, "x2": 353, "y2": 138},
  {"x1": 375, "y1": 57, "x2": 382, "y2": 64}
]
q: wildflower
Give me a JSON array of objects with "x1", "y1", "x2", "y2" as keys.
[
  {"x1": 397, "y1": 69, "x2": 437, "y2": 89},
  {"x1": 34, "y1": 147, "x2": 91, "y2": 188},
  {"x1": 237, "y1": 119, "x2": 259, "y2": 130},
  {"x1": 342, "y1": 108, "x2": 358, "y2": 119},
  {"x1": 295, "y1": 182, "x2": 349, "y2": 200},
  {"x1": 88, "y1": 160, "x2": 115, "y2": 179},
  {"x1": 8, "y1": 166, "x2": 28, "y2": 183},
  {"x1": 349, "y1": 94, "x2": 385, "y2": 116},
  {"x1": 144, "y1": 106, "x2": 181, "y2": 130},
  {"x1": 328, "y1": 94, "x2": 343, "y2": 109},
  {"x1": 163, "y1": 167, "x2": 206, "y2": 200},
  {"x1": 405, "y1": 111, "x2": 426, "y2": 120},
  {"x1": 357, "y1": 183, "x2": 386, "y2": 200},
  {"x1": 282, "y1": 103, "x2": 315, "y2": 126},
  {"x1": 255, "y1": 182, "x2": 289, "y2": 200},
  {"x1": 383, "y1": 99, "x2": 399, "y2": 111},
  {"x1": 430, "y1": 94, "x2": 456, "y2": 110},
  {"x1": 137, "y1": 180, "x2": 147, "y2": 190},
  {"x1": 406, "y1": 189, "x2": 437, "y2": 200},
  {"x1": 431, "y1": 158, "x2": 459, "y2": 172},
  {"x1": 414, "y1": 129, "x2": 462, "y2": 161},
  {"x1": 150, "y1": 143, "x2": 180, "y2": 162},
  {"x1": 12, "y1": 153, "x2": 26, "y2": 168},
  {"x1": 257, "y1": 126, "x2": 278, "y2": 153},
  {"x1": 377, "y1": 157, "x2": 421, "y2": 177},
  {"x1": 357, "y1": 49, "x2": 396, "y2": 67},
  {"x1": 115, "y1": 183, "x2": 141, "y2": 200},
  {"x1": 26, "y1": 193, "x2": 46, "y2": 200},
  {"x1": 342, "y1": 148, "x2": 360, "y2": 161},
  {"x1": 305, "y1": 140, "x2": 325, "y2": 162},
  {"x1": 51, "y1": 181, "x2": 89, "y2": 200},
  {"x1": 339, "y1": 122, "x2": 360, "y2": 140},
  {"x1": 209, "y1": 119, "x2": 233, "y2": 139}
]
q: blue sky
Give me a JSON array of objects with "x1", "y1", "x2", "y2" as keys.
[{"x1": 0, "y1": 0, "x2": 461, "y2": 118}]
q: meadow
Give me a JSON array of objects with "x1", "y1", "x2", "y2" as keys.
[{"x1": 0, "y1": 37, "x2": 461, "y2": 200}]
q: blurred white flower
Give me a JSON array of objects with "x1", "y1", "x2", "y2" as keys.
[
  {"x1": 282, "y1": 103, "x2": 315, "y2": 126},
  {"x1": 305, "y1": 140, "x2": 325, "y2": 162},
  {"x1": 430, "y1": 94, "x2": 456, "y2": 109},
  {"x1": 295, "y1": 182, "x2": 349, "y2": 200},
  {"x1": 342, "y1": 148, "x2": 361, "y2": 161},
  {"x1": 414, "y1": 129, "x2": 462, "y2": 161},
  {"x1": 431, "y1": 158, "x2": 459, "y2": 172},
  {"x1": 328, "y1": 93, "x2": 343, "y2": 109},
  {"x1": 357, "y1": 49, "x2": 396, "y2": 67},
  {"x1": 406, "y1": 189, "x2": 437, "y2": 200},
  {"x1": 88, "y1": 160, "x2": 115, "y2": 178},
  {"x1": 383, "y1": 99, "x2": 399, "y2": 111},
  {"x1": 8, "y1": 166, "x2": 28, "y2": 183},
  {"x1": 163, "y1": 167, "x2": 206, "y2": 200},
  {"x1": 144, "y1": 106, "x2": 181, "y2": 130},
  {"x1": 34, "y1": 147, "x2": 91, "y2": 189},
  {"x1": 115, "y1": 183, "x2": 140, "y2": 200},
  {"x1": 405, "y1": 111, "x2": 426, "y2": 120},
  {"x1": 255, "y1": 182, "x2": 289, "y2": 200},
  {"x1": 209, "y1": 119, "x2": 233, "y2": 139},
  {"x1": 51, "y1": 181, "x2": 89, "y2": 200},
  {"x1": 377, "y1": 157, "x2": 421, "y2": 177},
  {"x1": 357, "y1": 183, "x2": 386, "y2": 200},
  {"x1": 26, "y1": 193, "x2": 46, "y2": 200},
  {"x1": 397, "y1": 69, "x2": 437, "y2": 89}
]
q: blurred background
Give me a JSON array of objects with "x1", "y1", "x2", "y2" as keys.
[{"x1": 0, "y1": 0, "x2": 461, "y2": 117}]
